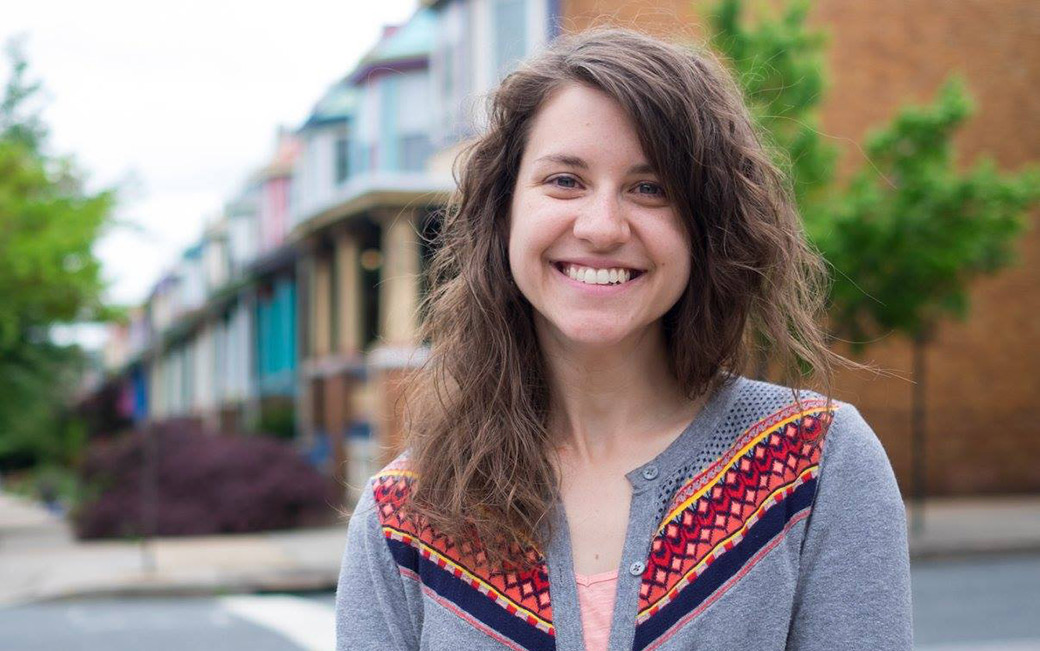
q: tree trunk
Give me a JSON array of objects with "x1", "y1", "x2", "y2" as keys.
[{"x1": 910, "y1": 331, "x2": 928, "y2": 536}]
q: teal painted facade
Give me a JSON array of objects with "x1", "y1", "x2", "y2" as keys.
[{"x1": 256, "y1": 275, "x2": 297, "y2": 397}]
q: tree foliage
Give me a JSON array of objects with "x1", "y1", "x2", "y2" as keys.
[
  {"x1": 821, "y1": 78, "x2": 1039, "y2": 349},
  {"x1": 704, "y1": 0, "x2": 1039, "y2": 351},
  {"x1": 706, "y1": 0, "x2": 837, "y2": 232},
  {"x1": 0, "y1": 38, "x2": 118, "y2": 469}
]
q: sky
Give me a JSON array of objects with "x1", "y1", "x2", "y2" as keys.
[{"x1": 2, "y1": 0, "x2": 419, "y2": 345}]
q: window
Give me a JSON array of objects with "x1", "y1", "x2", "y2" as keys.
[
  {"x1": 335, "y1": 136, "x2": 350, "y2": 184},
  {"x1": 354, "y1": 82, "x2": 379, "y2": 174},
  {"x1": 441, "y1": 43, "x2": 455, "y2": 103},
  {"x1": 400, "y1": 134, "x2": 431, "y2": 172}
]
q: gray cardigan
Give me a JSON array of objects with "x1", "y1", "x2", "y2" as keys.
[{"x1": 335, "y1": 375, "x2": 912, "y2": 650}]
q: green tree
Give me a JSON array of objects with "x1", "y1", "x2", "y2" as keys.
[
  {"x1": 705, "y1": 0, "x2": 836, "y2": 233},
  {"x1": 821, "y1": 78, "x2": 1039, "y2": 515},
  {"x1": 0, "y1": 38, "x2": 118, "y2": 470}
]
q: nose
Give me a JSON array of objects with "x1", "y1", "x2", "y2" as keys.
[{"x1": 572, "y1": 190, "x2": 630, "y2": 249}]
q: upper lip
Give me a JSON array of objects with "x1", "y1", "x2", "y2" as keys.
[{"x1": 553, "y1": 257, "x2": 647, "y2": 272}]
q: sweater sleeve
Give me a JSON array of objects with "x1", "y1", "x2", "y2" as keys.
[
  {"x1": 335, "y1": 479, "x2": 421, "y2": 651},
  {"x1": 786, "y1": 403, "x2": 913, "y2": 651}
]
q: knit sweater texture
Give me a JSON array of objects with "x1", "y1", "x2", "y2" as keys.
[{"x1": 335, "y1": 375, "x2": 913, "y2": 650}]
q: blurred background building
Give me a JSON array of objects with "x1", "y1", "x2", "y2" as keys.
[{"x1": 88, "y1": 0, "x2": 1040, "y2": 503}]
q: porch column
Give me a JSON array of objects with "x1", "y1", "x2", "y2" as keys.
[
  {"x1": 294, "y1": 247, "x2": 315, "y2": 450},
  {"x1": 370, "y1": 208, "x2": 427, "y2": 467}
]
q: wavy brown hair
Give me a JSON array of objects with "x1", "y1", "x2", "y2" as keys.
[{"x1": 401, "y1": 28, "x2": 852, "y2": 568}]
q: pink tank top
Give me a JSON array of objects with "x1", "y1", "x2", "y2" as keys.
[{"x1": 575, "y1": 569, "x2": 619, "y2": 651}]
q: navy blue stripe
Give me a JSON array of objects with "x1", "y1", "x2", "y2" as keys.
[
  {"x1": 385, "y1": 537, "x2": 556, "y2": 651},
  {"x1": 633, "y1": 477, "x2": 817, "y2": 650},
  {"x1": 385, "y1": 531, "x2": 420, "y2": 572}
]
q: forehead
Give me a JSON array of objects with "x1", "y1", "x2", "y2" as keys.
[{"x1": 522, "y1": 83, "x2": 651, "y2": 168}]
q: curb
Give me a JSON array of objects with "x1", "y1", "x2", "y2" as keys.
[
  {"x1": 910, "y1": 540, "x2": 1040, "y2": 561},
  {"x1": 2, "y1": 569, "x2": 340, "y2": 608}
]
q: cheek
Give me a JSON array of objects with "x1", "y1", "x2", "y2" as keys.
[
  {"x1": 506, "y1": 200, "x2": 526, "y2": 279},
  {"x1": 646, "y1": 221, "x2": 693, "y2": 295},
  {"x1": 669, "y1": 237, "x2": 693, "y2": 279},
  {"x1": 508, "y1": 194, "x2": 555, "y2": 268},
  {"x1": 507, "y1": 203, "x2": 540, "y2": 294},
  {"x1": 673, "y1": 256, "x2": 692, "y2": 300}
]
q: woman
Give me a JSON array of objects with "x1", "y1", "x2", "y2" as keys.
[{"x1": 336, "y1": 28, "x2": 911, "y2": 651}]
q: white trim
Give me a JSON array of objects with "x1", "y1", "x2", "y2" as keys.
[
  {"x1": 473, "y1": 0, "x2": 494, "y2": 97},
  {"x1": 367, "y1": 345, "x2": 431, "y2": 370},
  {"x1": 291, "y1": 171, "x2": 454, "y2": 232},
  {"x1": 529, "y1": 0, "x2": 549, "y2": 51}
]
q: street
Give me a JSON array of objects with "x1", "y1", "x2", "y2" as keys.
[
  {"x1": 913, "y1": 554, "x2": 1040, "y2": 649},
  {"x1": 1, "y1": 555, "x2": 1038, "y2": 650},
  {"x1": 0, "y1": 593, "x2": 338, "y2": 651}
]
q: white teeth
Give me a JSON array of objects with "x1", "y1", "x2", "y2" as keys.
[{"x1": 563, "y1": 264, "x2": 636, "y2": 285}]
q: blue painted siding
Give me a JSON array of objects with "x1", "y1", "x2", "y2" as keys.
[
  {"x1": 256, "y1": 275, "x2": 297, "y2": 397},
  {"x1": 131, "y1": 365, "x2": 148, "y2": 423}
]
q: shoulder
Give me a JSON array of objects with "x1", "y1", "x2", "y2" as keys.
[
  {"x1": 656, "y1": 377, "x2": 841, "y2": 534},
  {"x1": 724, "y1": 375, "x2": 842, "y2": 445},
  {"x1": 371, "y1": 453, "x2": 416, "y2": 494},
  {"x1": 364, "y1": 452, "x2": 416, "y2": 529},
  {"x1": 814, "y1": 401, "x2": 898, "y2": 497},
  {"x1": 728, "y1": 377, "x2": 901, "y2": 529},
  {"x1": 337, "y1": 456, "x2": 425, "y2": 650},
  {"x1": 728, "y1": 375, "x2": 891, "y2": 477},
  {"x1": 715, "y1": 379, "x2": 903, "y2": 553},
  {"x1": 357, "y1": 453, "x2": 558, "y2": 647},
  {"x1": 347, "y1": 452, "x2": 428, "y2": 581}
]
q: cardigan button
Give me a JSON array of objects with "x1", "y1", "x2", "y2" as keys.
[
  {"x1": 641, "y1": 465, "x2": 659, "y2": 480},
  {"x1": 629, "y1": 561, "x2": 646, "y2": 576}
]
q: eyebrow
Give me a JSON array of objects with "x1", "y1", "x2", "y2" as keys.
[{"x1": 532, "y1": 154, "x2": 656, "y2": 175}]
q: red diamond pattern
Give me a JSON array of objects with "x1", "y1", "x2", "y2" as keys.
[
  {"x1": 638, "y1": 403, "x2": 835, "y2": 618},
  {"x1": 372, "y1": 463, "x2": 554, "y2": 628}
]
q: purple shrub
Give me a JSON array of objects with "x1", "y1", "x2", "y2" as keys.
[{"x1": 73, "y1": 419, "x2": 340, "y2": 539}]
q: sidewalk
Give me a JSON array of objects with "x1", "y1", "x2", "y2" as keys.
[
  {"x1": 2, "y1": 491, "x2": 1039, "y2": 607},
  {"x1": 906, "y1": 496, "x2": 1040, "y2": 559},
  {"x1": 0, "y1": 492, "x2": 348, "y2": 607}
]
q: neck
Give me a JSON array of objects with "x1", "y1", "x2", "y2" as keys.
[{"x1": 537, "y1": 319, "x2": 703, "y2": 464}]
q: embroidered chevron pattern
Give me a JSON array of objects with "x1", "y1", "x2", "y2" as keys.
[
  {"x1": 373, "y1": 459, "x2": 555, "y2": 651},
  {"x1": 632, "y1": 399, "x2": 837, "y2": 650}
]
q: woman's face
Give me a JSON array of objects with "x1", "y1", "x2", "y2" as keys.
[{"x1": 508, "y1": 83, "x2": 691, "y2": 352}]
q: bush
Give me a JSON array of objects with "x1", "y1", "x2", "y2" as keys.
[
  {"x1": 72, "y1": 419, "x2": 340, "y2": 539},
  {"x1": 257, "y1": 398, "x2": 296, "y2": 440}
]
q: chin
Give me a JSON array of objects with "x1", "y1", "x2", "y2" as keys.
[{"x1": 548, "y1": 319, "x2": 635, "y2": 349}]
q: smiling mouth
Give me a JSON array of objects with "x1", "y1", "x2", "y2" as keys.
[{"x1": 553, "y1": 262, "x2": 645, "y2": 286}]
